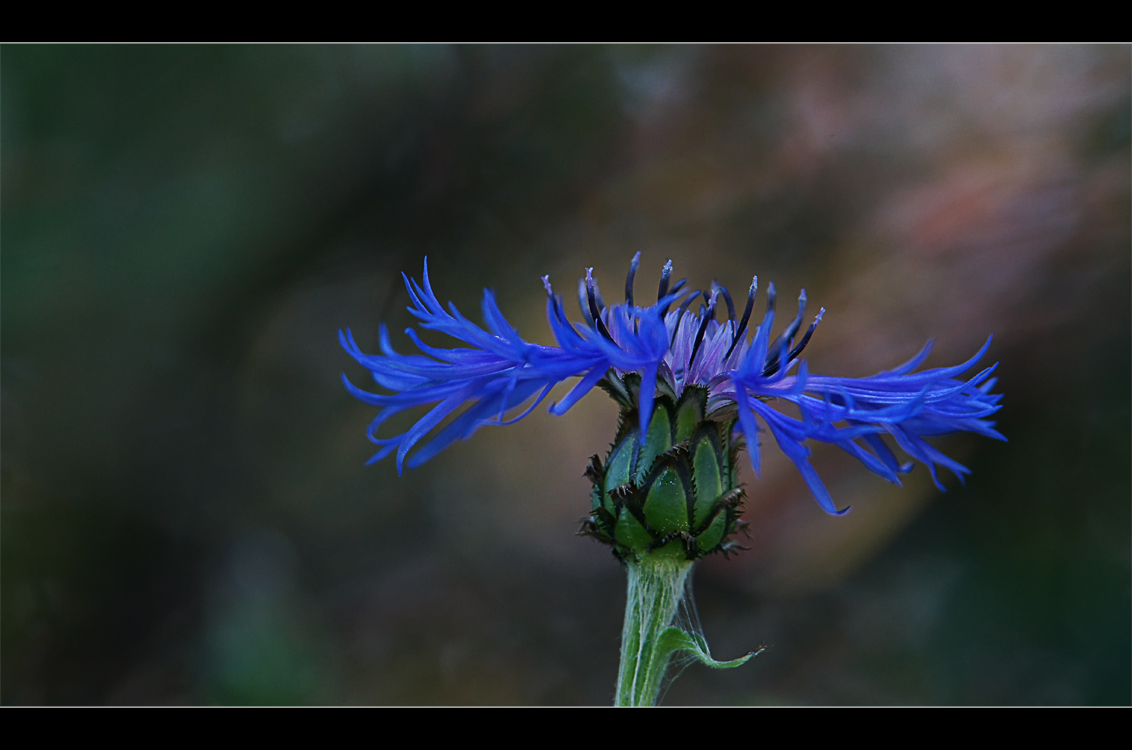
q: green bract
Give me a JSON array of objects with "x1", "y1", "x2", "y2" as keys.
[{"x1": 581, "y1": 377, "x2": 747, "y2": 563}]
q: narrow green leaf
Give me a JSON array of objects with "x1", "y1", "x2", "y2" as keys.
[{"x1": 656, "y1": 627, "x2": 757, "y2": 669}]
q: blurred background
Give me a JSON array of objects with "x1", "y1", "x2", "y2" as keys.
[{"x1": 2, "y1": 45, "x2": 1128, "y2": 705}]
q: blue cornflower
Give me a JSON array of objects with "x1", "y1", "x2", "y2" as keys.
[{"x1": 341, "y1": 254, "x2": 1003, "y2": 515}]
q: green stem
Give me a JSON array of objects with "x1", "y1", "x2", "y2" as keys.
[{"x1": 615, "y1": 556, "x2": 694, "y2": 707}]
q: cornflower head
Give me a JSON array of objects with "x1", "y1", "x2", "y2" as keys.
[{"x1": 341, "y1": 254, "x2": 1003, "y2": 562}]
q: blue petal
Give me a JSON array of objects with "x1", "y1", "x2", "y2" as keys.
[
  {"x1": 637, "y1": 362, "x2": 659, "y2": 441},
  {"x1": 752, "y1": 401, "x2": 849, "y2": 516},
  {"x1": 344, "y1": 258, "x2": 1003, "y2": 517},
  {"x1": 731, "y1": 333, "x2": 1002, "y2": 513},
  {"x1": 341, "y1": 262, "x2": 619, "y2": 469},
  {"x1": 550, "y1": 365, "x2": 610, "y2": 416},
  {"x1": 732, "y1": 380, "x2": 762, "y2": 479}
]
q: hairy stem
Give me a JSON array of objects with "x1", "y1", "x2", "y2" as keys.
[{"x1": 615, "y1": 557, "x2": 694, "y2": 707}]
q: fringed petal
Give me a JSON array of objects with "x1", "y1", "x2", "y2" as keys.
[{"x1": 344, "y1": 257, "x2": 1003, "y2": 520}]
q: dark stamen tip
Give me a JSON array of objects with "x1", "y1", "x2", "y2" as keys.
[
  {"x1": 625, "y1": 252, "x2": 641, "y2": 306},
  {"x1": 725, "y1": 276, "x2": 758, "y2": 360},
  {"x1": 719, "y1": 283, "x2": 737, "y2": 322},
  {"x1": 763, "y1": 286, "x2": 810, "y2": 376},
  {"x1": 675, "y1": 291, "x2": 699, "y2": 319},
  {"x1": 586, "y1": 269, "x2": 604, "y2": 312},
  {"x1": 584, "y1": 268, "x2": 615, "y2": 342},
  {"x1": 787, "y1": 308, "x2": 825, "y2": 361},
  {"x1": 688, "y1": 287, "x2": 719, "y2": 368},
  {"x1": 657, "y1": 259, "x2": 673, "y2": 301},
  {"x1": 577, "y1": 278, "x2": 595, "y2": 326},
  {"x1": 594, "y1": 315, "x2": 615, "y2": 343}
]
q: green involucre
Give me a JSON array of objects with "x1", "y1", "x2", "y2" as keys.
[{"x1": 581, "y1": 385, "x2": 748, "y2": 563}]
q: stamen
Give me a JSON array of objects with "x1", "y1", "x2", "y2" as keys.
[
  {"x1": 697, "y1": 289, "x2": 713, "y2": 317},
  {"x1": 718, "y1": 284, "x2": 737, "y2": 322},
  {"x1": 585, "y1": 268, "x2": 601, "y2": 315},
  {"x1": 688, "y1": 286, "x2": 719, "y2": 369},
  {"x1": 577, "y1": 278, "x2": 595, "y2": 327},
  {"x1": 763, "y1": 290, "x2": 807, "y2": 377},
  {"x1": 675, "y1": 289, "x2": 700, "y2": 319},
  {"x1": 752, "y1": 282, "x2": 779, "y2": 374},
  {"x1": 656, "y1": 259, "x2": 673, "y2": 301},
  {"x1": 787, "y1": 308, "x2": 825, "y2": 361},
  {"x1": 588, "y1": 269, "x2": 607, "y2": 311},
  {"x1": 782, "y1": 289, "x2": 807, "y2": 343},
  {"x1": 586, "y1": 268, "x2": 615, "y2": 342},
  {"x1": 660, "y1": 278, "x2": 688, "y2": 318},
  {"x1": 724, "y1": 276, "x2": 757, "y2": 360},
  {"x1": 625, "y1": 251, "x2": 641, "y2": 306},
  {"x1": 543, "y1": 275, "x2": 574, "y2": 333}
]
